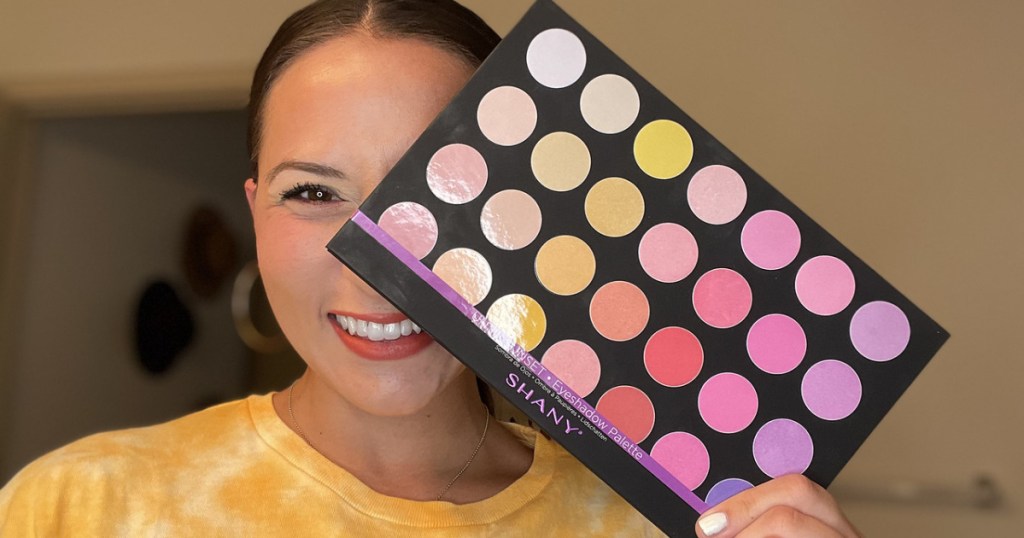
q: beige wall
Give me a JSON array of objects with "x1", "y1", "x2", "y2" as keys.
[
  {"x1": 1, "y1": 111, "x2": 256, "y2": 478},
  {"x1": 2, "y1": 1, "x2": 1022, "y2": 535}
]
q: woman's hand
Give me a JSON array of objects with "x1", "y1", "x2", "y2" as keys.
[{"x1": 695, "y1": 474, "x2": 861, "y2": 537}]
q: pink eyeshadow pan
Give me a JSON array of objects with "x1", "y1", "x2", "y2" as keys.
[
  {"x1": 692, "y1": 268, "x2": 753, "y2": 329},
  {"x1": 426, "y1": 143, "x2": 488, "y2": 204},
  {"x1": 376, "y1": 202, "x2": 437, "y2": 260},
  {"x1": 795, "y1": 255, "x2": 856, "y2": 316},
  {"x1": 638, "y1": 223, "x2": 699, "y2": 283},
  {"x1": 541, "y1": 339, "x2": 601, "y2": 397},
  {"x1": 687, "y1": 164, "x2": 747, "y2": 225},
  {"x1": 746, "y1": 314, "x2": 807, "y2": 375},
  {"x1": 697, "y1": 372, "x2": 758, "y2": 434},
  {"x1": 741, "y1": 210, "x2": 801, "y2": 270},
  {"x1": 651, "y1": 432, "x2": 710, "y2": 490}
]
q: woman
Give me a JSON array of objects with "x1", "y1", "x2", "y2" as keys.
[{"x1": 0, "y1": 1, "x2": 861, "y2": 536}]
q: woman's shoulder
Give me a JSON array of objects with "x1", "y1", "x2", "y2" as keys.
[
  {"x1": 500, "y1": 422, "x2": 665, "y2": 536},
  {"x1": 0, "y1": 395, "x2": 275, "y2": 534},
  {"x1": 1, "y1": 395, "x2": 261, "y2": 496},
  {"x1": 44, "y1": 396, "x2": 252, "y2": 461},
  {"x1": 503, "y1": 422, "x2": 615, "y2": 495}
]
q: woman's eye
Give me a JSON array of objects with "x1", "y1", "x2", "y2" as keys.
[{"x1": 281, "y1": 184, "x2": 341, "y2": 203}]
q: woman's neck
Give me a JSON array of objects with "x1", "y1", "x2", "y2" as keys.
[{"x1": 273, "y1": 369, "x2": 533, "y2": 503}]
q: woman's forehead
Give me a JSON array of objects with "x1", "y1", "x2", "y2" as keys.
[{"x1": 259, "y1": 34, "x2": 473, "y2": 176}]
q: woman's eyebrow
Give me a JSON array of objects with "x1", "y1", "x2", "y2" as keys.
[{"x1": 265, "y1": 160, "x2": 347, "y2": 184}]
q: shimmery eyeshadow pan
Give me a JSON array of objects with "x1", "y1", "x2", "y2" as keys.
[{"x1": 329, "y1": 1, "x2": 948, "y2": 534}]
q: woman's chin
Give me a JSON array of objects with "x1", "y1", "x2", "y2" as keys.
[{"x1": 311, "y1": 356, "x2": 472, "y2": 418}]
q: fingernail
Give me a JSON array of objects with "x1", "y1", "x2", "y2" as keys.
[{"x1": 697, "y1": 512, "x2": 728, "y2": 536}]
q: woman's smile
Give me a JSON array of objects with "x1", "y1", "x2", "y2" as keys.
[{"x1": 328, "y1": 310, "x2": 434, "y2": 361}]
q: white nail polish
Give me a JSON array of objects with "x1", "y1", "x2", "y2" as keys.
[{"x1": 697, "y1": 512, "x2": 728, "y2": 536}]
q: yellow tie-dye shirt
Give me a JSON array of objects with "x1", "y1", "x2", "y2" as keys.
[{"x1": 0, "y1": 393, "x2": 663, "y2": 537}]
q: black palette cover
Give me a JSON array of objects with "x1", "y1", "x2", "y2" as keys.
[{"x1": 328, "y1": 1, "x2": 948, "y2": 535}]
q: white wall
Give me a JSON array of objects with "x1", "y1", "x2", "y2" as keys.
[{"x1": 1, "y1": 1, "x2": 1022, "y2": 535}]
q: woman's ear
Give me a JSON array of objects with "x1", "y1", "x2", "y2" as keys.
[{"x1": 244, "y1": 178, "x2": 258, "y2": 215}]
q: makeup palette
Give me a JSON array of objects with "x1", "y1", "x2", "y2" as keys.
[{"x1": 328, "y1": 1, "x2": 948, "y2": 534}]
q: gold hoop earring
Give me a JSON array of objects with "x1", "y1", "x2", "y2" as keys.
[{"x1": 231, "y1": 260, "x2": 287, "y2": 353}]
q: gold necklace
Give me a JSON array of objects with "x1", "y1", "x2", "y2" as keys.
[{"x1": 287, "y1": 381, "x2": 490, "y2": 502}]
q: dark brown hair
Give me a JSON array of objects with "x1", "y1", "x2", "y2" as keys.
[{"x1": 247, "y1": 0, "x2": 500, "y2": 179}]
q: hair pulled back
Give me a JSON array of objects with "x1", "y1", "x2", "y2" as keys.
[{"x1": 247, "y1": 0, "x2": 500, "y2": 179}]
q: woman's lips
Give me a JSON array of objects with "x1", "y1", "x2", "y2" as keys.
[{"x1": 329, "y1": 312, "x2": 434, "y2": 360}]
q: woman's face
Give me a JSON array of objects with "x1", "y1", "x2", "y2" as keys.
[{"x1": 245, "y1": 34, "x2": 475, "y2": 416}]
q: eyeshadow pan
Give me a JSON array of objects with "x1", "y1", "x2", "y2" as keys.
[
  {"x1": 651, "y1": 432, "x2": 710, "y2": 490},
  {"x1": 432, "y1": 248, "x2": 492, "y2": 306},
  {"x1": 580, "y1": 74, "x2": 641, "y2": 134},
  {"x1": 644, "y1": 326, "x2": 703, "y2": 387},
  {"x1": 687, "y1": 165, "x2": 747, "y2": 225},
  {"x1": 741, "y1": 210, "x2": 801, "y2": 270},
  {"x1": 850, "y1": 301, "x2": 911, "y2": 362},
  {"x1": 480, "y1": 189, "x2": 543, "y2": 250},
  {"x1": 746, "y1": 313, "x2": 806, "y2": 375},
  {"x1": 752, "y1": 419, "x2": 814, "y2": 478},
  {"x1": 795, "y1": 255, "x2": 856, "y2": 316},
  {"x1": 477, "y1": 86, "x2": 537, "y2": 146},
  {"x1": 534, "y1": 235, "x2": 596, "y2": 296},
  {"x1": 376, "y1": 202, "x2": 437, "y2": 260},
  {"x1": 698, "y1": 372, "x2": 758, "y2": 434},
  {"x1": 704, "y1": 478, "x2": 753, "y2": 507},
  {"x1": 584, "y1": 177, "x2": 645, "y2": 237},
  {"x1": 540, "y1": 339, "x2": 601, "y2": 397},
  {"x1": 638, "y1": 223, "x2": 699, "y2": 283},
  {"x1": 633, "y1": 119, "x2": 693, "y2": 180},
  {"x1": 531, "y1": 131, "x2": 591, "y2": 192},
  {"x1": 596, "y1": 385, "x2": 656, "y2": 443},
  {"x1": 801, "y1": 359, "x2": 862, "y2": 421},
  {"x1": 485, "y1": 293, "x2": 547, "y2": 352},
  {"x1": 526, "y1": 28, "x2": 587, "y2": 89},
  {"x1": 426, "y1": 143, "x2": 488, "y2": 204},
  {"x1": 692, "y1": 268, "x2": 753, "y2": 329},
  {"x1": 589, "y1": 280, "x2": 649, "y2": 341}
]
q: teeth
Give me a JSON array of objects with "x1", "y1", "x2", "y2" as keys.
[{"x1": 333, "y1": 314, "x2": 420, "y2": 340}]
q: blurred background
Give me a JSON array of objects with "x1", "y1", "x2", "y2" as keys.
[{"x1": 1, "y1": 1, "x2": 1021, "y2": 535}]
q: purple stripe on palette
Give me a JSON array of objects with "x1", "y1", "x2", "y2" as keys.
[{"x1": 350, "y1": 210, "x2": 710, "y2": 514}]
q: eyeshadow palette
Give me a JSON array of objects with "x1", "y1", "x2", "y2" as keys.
[{"x1": 328, "y1": 0, "x2": 948, "y2": 534}]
